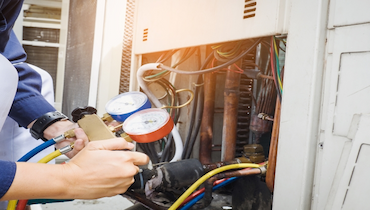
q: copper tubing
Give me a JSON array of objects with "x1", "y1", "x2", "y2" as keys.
[
  {"x1": 221, "y1": 61, "x2": 241, "y2": 161},
  {"x1": 266, "y1": 98, "x2": 281, "y2": 192},
  {"x1": 200, "y1": 72, "x2": 217, "y2": 164},
  {"x1": 202, "y1": 159, "x2": 241, "y2": 172}
]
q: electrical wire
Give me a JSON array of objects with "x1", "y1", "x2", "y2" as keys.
[
  {"x1": 179, "y1": 177, "x2": 238, "y2": 210},
  {"x1": 161, "y1": 89, "x2": 194, "y2": 109},
  {"x1": 182, "y1": 50, "x2": 213, "y2": 159},
  {"x1": 168, "y1": 163, "x2": 262, "y2": 210},
  {"x1": 158, "y1": 38, "x2": 262, "y2": 75},
  {"x1": 273, "y1": 37, "x2": 283, "y2": 93},
  {"x1": 270, "y1": 36, "x2": 282, "y2": 102},
  {"x1": 144, "y1": 47, "x2": 196, "y2": 82}
]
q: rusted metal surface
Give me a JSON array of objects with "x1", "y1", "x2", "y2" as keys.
[
  {"x1": 266, "y1": 98, "x2": 281, "y2": 192},
  {"x1": 221, "y1": 62, "x2": 242, "y2": 161},
  {"x1": 249, "y1": 114, "x2": 273, "y2": 141},
  {"x1": 200, "y1": 72, "x2": 216, "y2": 164}
]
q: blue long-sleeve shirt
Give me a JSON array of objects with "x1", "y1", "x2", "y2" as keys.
[
  {"x1": 0, "y1": 0, "x2": 56, "y2": 127},
  {"x1": 0, "y1": 161, "x2": 16, "y2": 199},
  {"x1": 0, "y1": 0, "x2": 56, "y2": 199}
]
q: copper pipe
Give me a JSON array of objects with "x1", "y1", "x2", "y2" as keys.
[
  {"x1": 200, "y1": 72, "x2": 216, "y2": 164},
  {"x1": 266, "y1": 98, "x2": 281, "y2": 191},
  {"x1": 202, "y1": 159, "x2": 242, "y2": 172},
  {"x1": 221, "y1": 61, "x2": 241, "y2": 161}
]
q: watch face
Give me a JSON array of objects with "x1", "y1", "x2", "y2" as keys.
[
  {"x1": 106, "y1": 92, "x2": 148, "y2": 115},
  {"x1": 123, "y1": 108, "x2": 170, "y2": 135}
]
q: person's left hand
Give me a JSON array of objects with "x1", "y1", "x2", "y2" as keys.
[{"x1": 43, "y1": 120, "x2": 87, "y2": 158}]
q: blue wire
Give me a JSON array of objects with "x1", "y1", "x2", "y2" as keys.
[
  {"x1": 18, "y1": 139, "x2": 56, "y2": 162},
  {"x1": 180, "y1": 177, "x2": 238, "y2": 210}
]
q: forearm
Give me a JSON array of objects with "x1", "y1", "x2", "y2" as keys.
[{"x1": 1, "y1": 162, "x2": 69, "y2": 200}]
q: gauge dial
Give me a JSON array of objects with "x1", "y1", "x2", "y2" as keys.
[
  {"x1": 105, "y1": 91, "x2": 151, "y2": 122},
  {"x1": 123, "y1": 108, "x2": 174, "y2": 143}
]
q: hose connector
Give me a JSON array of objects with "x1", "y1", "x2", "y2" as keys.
[
  {"x1": 53, "y1": 134, "x2": 66, "y2": 143},
  {"x1": 259, "y1": 164, "x2": 268, "y2": 175},
  {"x1": 59, "y1": 143, "x2": 74, "y2": 154}
]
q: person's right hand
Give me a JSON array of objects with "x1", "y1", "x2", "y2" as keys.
[{"x1": 62, "y1": 137, "x2": 149, "y2": 199}]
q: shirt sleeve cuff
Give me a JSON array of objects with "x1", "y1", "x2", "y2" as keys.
[
  {"x1": 9, "y1": 95, "x2": 56, "y2": 128},
  {"x1": 0, "y1": 161, "x2": 16, "y2": 199}
]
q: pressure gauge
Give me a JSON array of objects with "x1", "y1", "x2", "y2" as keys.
[
  {"x1": 122, "y1": 108, "x2": 174, "y2": 143},
  {"x1": 105, "y1": 91, "x2": 151, "y2": 122}
]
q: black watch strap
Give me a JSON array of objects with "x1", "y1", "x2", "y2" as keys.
[{"x1": 30, "y1": 111, "x2": 68, "y2": 141}]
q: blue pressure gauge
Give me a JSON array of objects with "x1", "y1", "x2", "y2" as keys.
[{"x1": 105, "y1": 91, "x2": 151, "y2": 122}]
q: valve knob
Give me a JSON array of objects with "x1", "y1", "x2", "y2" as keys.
[{"x1": 71, "y1": 106, "x2": 97, "y2": 122}]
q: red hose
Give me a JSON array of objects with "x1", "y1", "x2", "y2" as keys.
[{"x1": 15, "y1": 200, "x2": 27, "y2": 210}]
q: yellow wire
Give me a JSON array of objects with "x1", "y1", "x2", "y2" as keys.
[
  {"x1": 273, "y1": 38, "x2": 284, "y2": 92},
  {"x1": 168, "y1": 163, "x2": 262, "y2": 210},
  {"x1": 7, "y1": 150, "x2": 62, "y2": 210},
  {"x1": 161, "y1": 89, "x2": 194, "y2": 109}
]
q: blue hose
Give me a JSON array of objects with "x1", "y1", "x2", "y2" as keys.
[
  {"x1": 18, "y1": 139, "x2": 56, "y2": 162},
  {"x1": 180, "y1": 177, "x2": 238, "y2": 210}
]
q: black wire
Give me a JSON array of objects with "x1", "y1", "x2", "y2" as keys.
[
  {"x1": 159, "y1": 38, "x2": 263, "y2": 75},
  {"x1": 138, "y1": 143, "x2": 159, "y2": 164},
  {"x1": 181, "y1": 75, "x2": 202, "y2": 159},
  {"x1": 147, "y1": 142, "x2": 159, "y2": 164},
  {"x1": 184, "y1": 78, "x2": 204, "y2": 159},
  {"x1": 160, "y1": 132, "x2": 173, "y2": 162},
  {"x1": 182, "y1": 49, "x2": 213, "y2": 159}
]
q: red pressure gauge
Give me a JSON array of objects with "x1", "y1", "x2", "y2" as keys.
[{"x1": 122, "y1": 108, "x2": 174, "y2": 143}]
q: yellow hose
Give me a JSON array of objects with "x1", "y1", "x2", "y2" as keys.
[
  {"x1": 7, "y1": 150, "x2": 62, "y2": 210},
  {"x1": 37, "y1": 150, "x2": 62, "y2": 164},
  {"x1": 6, "y1": 200, "x2": 16, "y2": 210},
  {"x1": 168, "y1": 163, "x2": 262, "y2": 210}
]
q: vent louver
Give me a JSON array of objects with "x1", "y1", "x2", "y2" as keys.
[
  {"x1": 143, "y1": 28, "x2": 148, "y2": 41},
  {"x1": 244, "y1": 0, "x2": 257, "y2": 19}
]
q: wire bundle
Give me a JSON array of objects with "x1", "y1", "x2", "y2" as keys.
[{"x1": 270, "y1": 36, "x2": 284, "y2": 101}]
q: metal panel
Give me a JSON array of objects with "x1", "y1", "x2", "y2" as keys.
[
  {"x1": 133, "y1": 0, "x2": 288, "y2": 54},
  {"x1": 313, "y1": 24, "x2": 370, "y2": 210},
  {"x1": 62, "y1": 0, "x2": 96, "y2": 118},
  {"x1": 342, "y1": 144, "x2": 370, "y2": 209},
  {"x1": 330, "y1": 0, "x2": 370, "y2": 27},
  {"x1": 333, "y1": 52, "x2": 370, "y2": 136}
]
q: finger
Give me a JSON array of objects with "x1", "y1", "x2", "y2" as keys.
[
  {"x1": 74, "y1": 128, "x2": 89, "y2": 145},
  {"x1": 89, "y1": 138, "x2": 134, "y2": 151},
  {"x1": 123, "y1": 151, "x2": 149, "y2": 166},
  {"x1": 73, "y1": 139, "x2": 85, "y2": 152}
]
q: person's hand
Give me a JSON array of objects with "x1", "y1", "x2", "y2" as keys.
[
  {"x1": 62, "y1": 137, "x2": 149, "y2": 199},
  {"x1": 43, "y1": 121, "x2": 87, "y2": 158}
]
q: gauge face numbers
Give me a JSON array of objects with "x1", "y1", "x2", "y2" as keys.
[
  {"x1": 106, "y1": 92, "x2": 147, "y2": 115},
  {"x1": 123, "y1": 109, "x2": 170, "y2": 135}
]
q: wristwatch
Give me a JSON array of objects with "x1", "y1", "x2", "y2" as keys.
[{"x1": 30, "y1": 111, "x2": 68, "y2": 141}]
